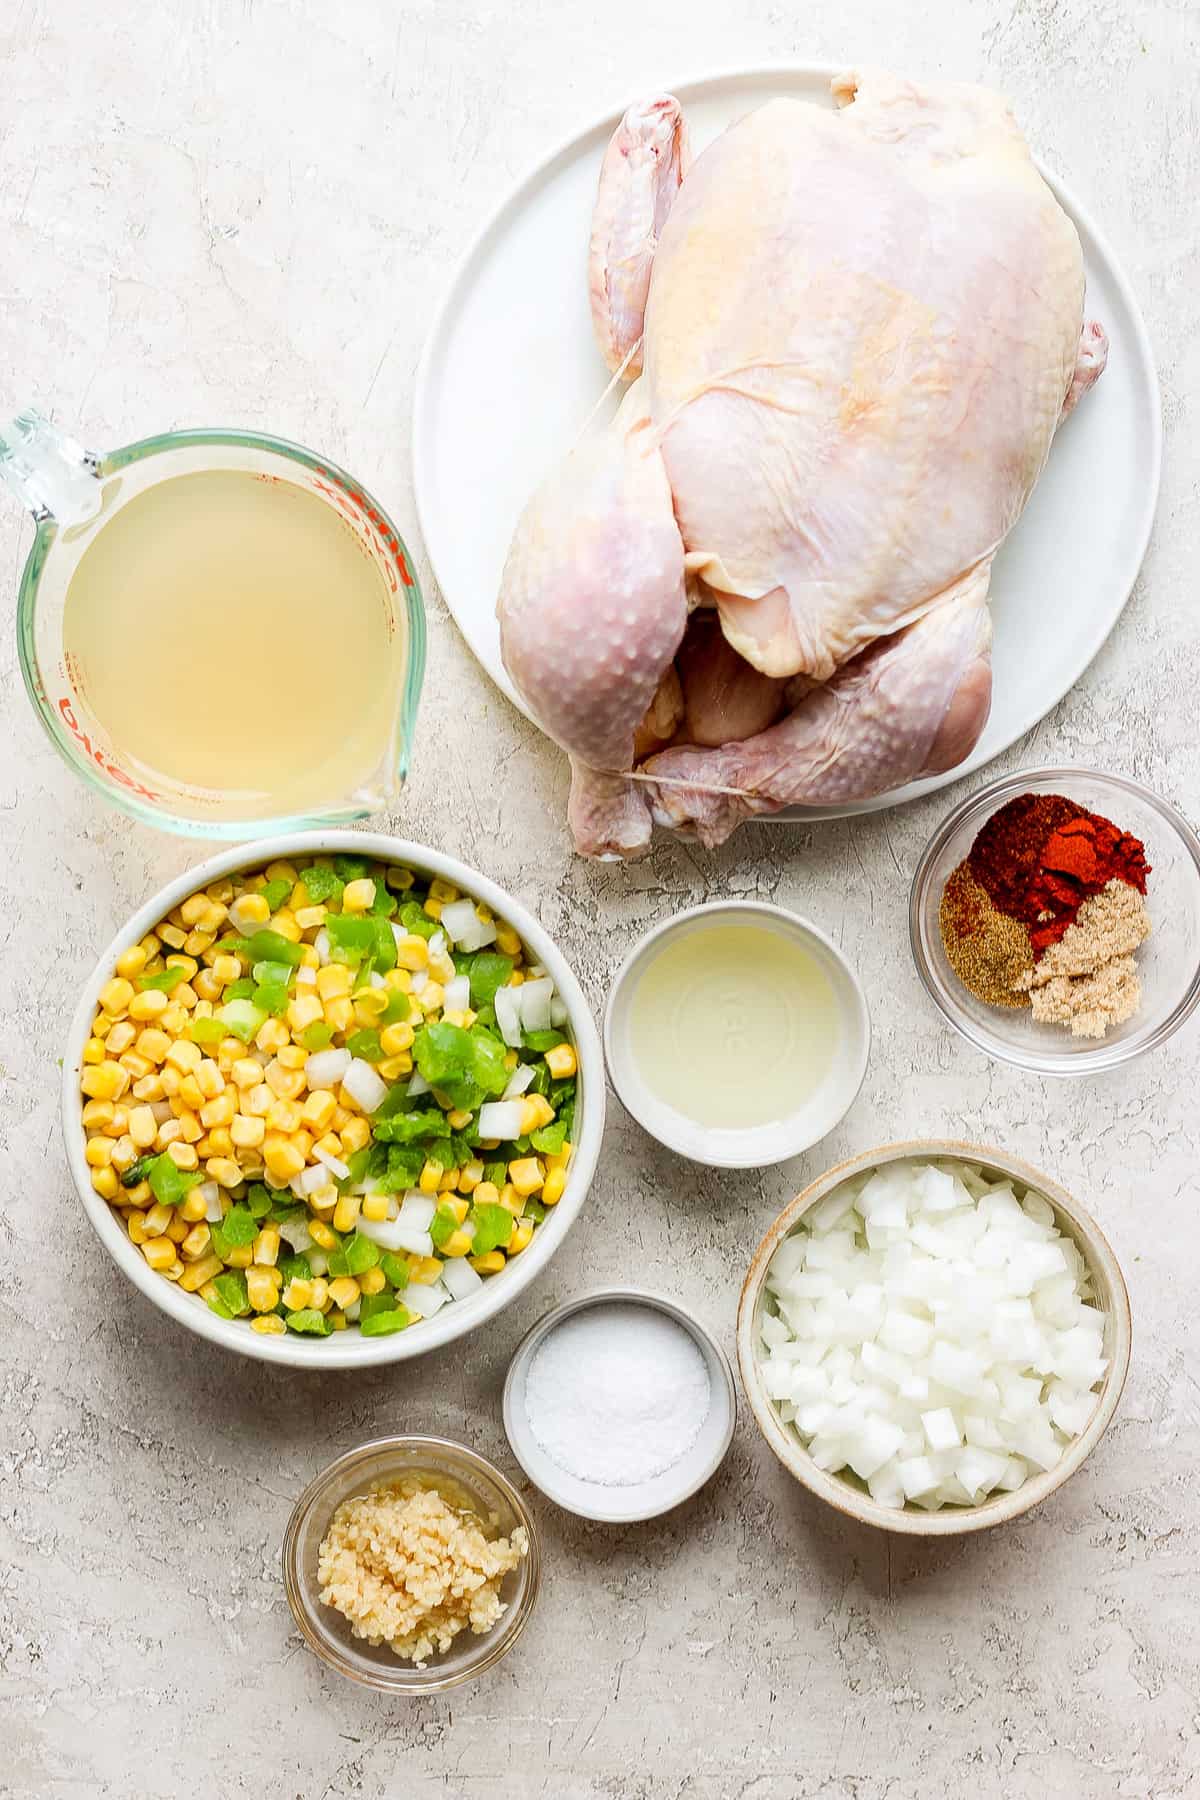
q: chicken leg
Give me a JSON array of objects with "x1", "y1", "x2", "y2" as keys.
[
  {"x1": 643, "y1": 567, "x2": 993, "y2": 846},
  {"x1": 496, "y1": 380, "x2": 687, "y2": 858}
]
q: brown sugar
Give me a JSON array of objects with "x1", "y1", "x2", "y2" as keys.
[{"x1": 1015, "y1": 880, "x2": 1151, "y2": 1039}]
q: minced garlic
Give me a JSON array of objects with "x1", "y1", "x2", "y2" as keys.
[{"x1": 317, "y1": 1477, "x2": 527, "y2": 1666}]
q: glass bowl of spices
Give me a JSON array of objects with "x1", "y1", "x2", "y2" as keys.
[{"x1": 910, "y1": 767, "x2": 1200, "y2": 1074}]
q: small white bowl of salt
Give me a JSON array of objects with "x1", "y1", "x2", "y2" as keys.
[{"x1": 503, "y1": 1288, "x2": 736, "y2": 1522}]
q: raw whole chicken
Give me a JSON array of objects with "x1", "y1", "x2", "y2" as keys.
[{"x1": 497, "y1": 69, "x2": 1108, "y2": 857}]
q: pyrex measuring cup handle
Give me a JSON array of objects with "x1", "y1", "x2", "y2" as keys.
[{"x1": 0, "y1": 408, "x2": 102, "y2": 524}]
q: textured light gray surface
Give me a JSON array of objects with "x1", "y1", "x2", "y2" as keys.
[{"x1": 1, "y1": 4, "x2": 1197, "y2": 1797}]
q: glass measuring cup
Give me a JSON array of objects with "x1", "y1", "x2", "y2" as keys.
[{"x1": 0, "y1": 410, "x2": 425, "y2": 837}]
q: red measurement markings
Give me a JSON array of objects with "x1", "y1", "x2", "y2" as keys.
[
  {"x1": 58, "y1": 696, "x2": 160, "y2": 802},
  {"x1": 312, "y1": 475, "x2": 413, "y2": 592}
]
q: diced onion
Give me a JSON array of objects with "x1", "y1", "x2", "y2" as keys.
[
  {"x1": 295, "y1": 965, "x2": 317, "y2": 987},
  {"x1": 342, "y1": 1058, "x2": 388, "y2": 1114},
  {"x1": 196, "y1": 1181, "x2": 222, "y2": 1225},
  {"x1": 502, "y1": 1063, "x2": 535, "y2": 1100},
  {"x1": 444, "y1": 975, "x2": 471, "y2": 1012},
  {"x1": 278, "y1": 1213, "x2": 314, "y2": 1252},
  {"x1": 493, "y1": 986, "x2": 524, "y2": 1049},
  {"x1": 404, "y1": 1280, "x2": 450, "y2": 1318},
  {"x1": 549, "y1": 997, "x2": 568, "y2": 1027},
  {"x1": 314, "y1": 928, "x2": 331, "y2": 965},
  {"x1": 356, "y1": 1216, "x2": 433, "y2": 1256},
  {"x1": 398, "y1": 1193, "x2": 436, "y2": 1232},
  {"x1": 757, "y1": 1159, "x2": 1107, "y2": 1514},
  {"x1": 407, "y1": 1072, "x2": 431, "y2": 1097},
  {"x1": 518, "y1": 977, "x2": 554, "y2": 1032},
  {"x1": 477, "y1": 1100, "x2": 525, "y2": 1139},
  {"x1": 313, "y1": 1144, "x2": 350, "y2": 1182},
  {"x1": 442, "y1": 1258, "x2": 484, "y2": 1300},
  {"x1": 305, "y1": 1047, "x2": 350, "y2": 1090}
]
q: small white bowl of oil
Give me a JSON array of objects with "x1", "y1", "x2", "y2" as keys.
[{"x1": 603, "y1": 901, "x2": 870, "y2": 1169}]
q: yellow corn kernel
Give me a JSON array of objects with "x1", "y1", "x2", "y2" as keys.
[
  {"x1": 211, "y1": 954, "x2": 243, "y2": 987},
  {"x1": 357, "y1": 1265, "x2": 386, "y2": 1297},
  {"x1": 180, "y1": 1188, "x2": 210, "y2": 1223},
  {"x1": 193, "y1": 969, "x2": 222, "y2": 1003},
  {"x1": 118, "y1": 1050, "x2": 154, "y2": 1083},
  {"x1": 243, "y1": 1083, "x2": 271, "y2": 1125},
  {"x1": 91, "y1": 1013, "x2": 115, "y2": 1040},
  {"x1": 408, "y1": 1256, "x2": 444, "y2": 1285},
  {"x1": 245, "y1": 1267, "x2": 278, "y2": 1312},
  {"x1": 309, "y1": 1276, "x2": 331, "y2": 1311},
  {"x1": 128, "y1": 989, "x2": 169, "y2": 1022},
  {"x1": 440, "y1": 1228, "x2": 473, "y2": 1258},
  {"x1": 110, "y1": 1135, "x2": 138, "y2": 1173},
  {"x1": 418, "y1": 1160, "x2": 443, "y2": 1194},
  {"x1": 206, "y1": 1156, "x2": 244, "y2": 1188},
  {"x1": 386, "y1": 866, "x2": 414, "y2": 892},
  {"x1": 175, "y1": 1073, "x2": 203, "y2": 1112},
  {"x1": 231, "y1": 1113, "x2": 266, "y2": 1149},
  {"x1": 195, "y1": 1060, "x2": 225, "y2": 1099},
  {"x1": 253, "y1": 1226, "x2": 281, "y2": 1267},
  {"x1": 328, "y1": 1275, "x2": 361, "y2": 1310},
  {"x1": 418, "y1": 982, "x2": 443, "y2": 1014},
  {"x1": 353, "y1": 1199, "x2": 388, "y2": 1231},
  {"x1": 198, "y1": 1092, "x2": 236, "y2": 1129},
  {"x1": 162, "y1": 1038, "x2": 199, "y2": 1075},
  {"x1": 472, "y1": 1181, "x2": 500, "y2": 1210},
  {"x1": 225, "y1": 1244, "x2": 253, "y2": 1269},
  {"x1": 82, "y1": 1098, "x2": 116, "y2": 1130},
  {"x1": 227, "y1": 1058, "x2": 258, "y2": 1091},
  {"x1": 99, "y1": 976, "x2": 135, "y2": 1017},
  {"x1": 498, "y1": 1185, "x2": 526, "y2": 1218},
  {"x1": 323, "y1": 996, "x2": 355, "y2": 1034},
  {"x1": 127, "y1": 1209, "x2": 151, "y2": 1245},
  {"x1": 425, "y1": 878, "x2": 456, "y2": 904},
  {"x1": 135, "y1": 1027, "x2": 171, "y2": 1065},
  {"x1": 519, "y1": 1095, "x2": 554, "y2": 1135},
  {"x1": 265, "y1": 1098, "x2": 301, "y2": 1135},
  {"x1": 166, "y1": 1141, "x2": 199, "y2": 1171},
  {"x1": 178, "y1": 1108, "x2": 204, "y2": 1144},
  {"x1": 470, "y1": 1250, "x2": 506, "y2": 1275},
  {"x1": 261, "y1": 1135, "x2": 305, "y2": 1182},
  {"x1": 508, "y1": 1221, "x2": 534, "y2": 1256},
  {"x1": 503, "y1": 1050, "x2": 518, "y2": 1072},
  {"x1": 440, "y1": 1009, "x2": 469, "y2": 1032},
  {"x1": 141, "y1": 1237, "x2": 176, "y2": 1271},
  {"x1": 167, "y1": 1213, "x2": 193, "y2": 1244},
  {"x1": 302, "y1": 1089, "x2": 337, "y2": 1132},
  {"x1": 545, "y1": 1042, "x2": 577, "y2": 1080},
  {"x1": 124, "y1": 1179, "x2": 151, "y2": 1208},
  {"x1": 456, "y1": 1161, "x2": 483, "y2": 1196},
  {"x1": 437, "y1": 1168, "x2": 457, "y2": 1194},
  {"x1": 422, "y1": 896, "x2": 443, "y2": 921},
  {"x1": 256, "y1": 1017, "x2": 291, "y2": 1055},
  {"x1": 375, "y1": 1023, "x2": 412, "y2": 1060},
  {"x1": 294, "y1": 904, "x2": 327, "y2": 931},
  {"x1": 282, "y1": 1277, "x2": 313, "y2": 1310},
  {"x1": 85, "y1": 1136, "x2": 113, "y2": 1169},
  {"x1": 285, "y1": 992, "x2": 324, "y2": 1034},
  {"x1": 115, "y1": 944, "x2": 149, "y2": 980},
  {"x1": 331, "y1": 1192, "x2": 361, "y2": 1234},
  {"x1": 159, "y1": 1002, "x2": 186, "y2": 1035},
  {"x1": 494, "y1": 924, "x2": 522, "y2": 957},
  {"x1": 544, "y1": 1142, "x2": 572, "y2": 1171},
  {"x1": 276, "y1": 1042, "x2": 307, "y2": 1071},
  {"x1": 393, "y1": 934, "x2": 428, "y2": 973},
  {"x1": 542, "y1": 1167, "x2": 567, "y2": 1206},
  {"x1": 251, "y1": 1314, "x2": 286, "y2": 1336},
  {"x1": 265, "y1": 1064, "x2": 305, "y2": 1103},
  {"x1": 131, "y1": 1073, "x2": 164, "y2": 1102},
  {"x1": 341, "y1": 877, "x2": 376, "y2": 913},
  {"x1": 378, "y1": 1059, "x2": 412, "y2": 1086},
  {"x1": 439, "y1": 1196, "x2": 469, "y2": 1226},
  {"x1": 508, "y1": 1157, "x2": 544, "y2": 1196},
  {"x1": 102, "y1": 1105, "x2": 130, "y2": 1139},
  {"x1": 180, "y1": 1222, "x2": 212, "y2": 1260},
  {"x1": 176, "y1": 1254, "x2": 222, "y2": 1299},
  {"x1": 105, "y1": 1020, "x2": 137, "y2": 1057},
  {"x1": 330, "y1": 1119, "x2": 364, "y2": 1159},
  {"x1": 182, "y1": 930, "x2": 213, "y2": 958},
  {"x1": 436, "y1": 1106, "x2": 468, "y2": 1132},
  {"x1": 292, "y1": 1128, "x2": 314, "y2": 1158},
  {"x1": 82, "y1": 1061, "x2": 130, "y2": 1102},
  {"x1": 316, "y1": 964, "x2": 352, "y2": 1001},
  {"x1": 231, "y1": 891, "x2": 271, "y2": 928},
  {"x1": 353, "y1": 989, "x2": 388, "y2": 1026},
  {"x1": 307, "y1": 1186, "x2": 338, "y2": 1220},
  {"x1": 138, "y1": 1205, "x2": 170, "y2": 1242}
]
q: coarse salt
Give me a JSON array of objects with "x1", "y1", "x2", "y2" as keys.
[{"x1": 523, "y1": 1303, "x2": 711, "y2": 1487}]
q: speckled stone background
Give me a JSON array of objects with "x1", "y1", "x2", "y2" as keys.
[{"x1": 1, "y1": 3, "x2": 1197, "y2": 1796}]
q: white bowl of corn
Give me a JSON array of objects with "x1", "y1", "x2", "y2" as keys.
[{"x1": 63, "y1": 833, "x2": 604, "y2": 1366}]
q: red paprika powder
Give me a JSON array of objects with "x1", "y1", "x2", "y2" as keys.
[{"x1": 968, "y1": 791, "x2": 1150, "y2": 957}]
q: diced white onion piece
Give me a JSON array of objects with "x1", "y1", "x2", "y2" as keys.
[
  {"x1": 493, "y1": 985, "x2": 524, "y2": 1048},
  {"x1": 294, "y1": 1163, "x2": 328, "y2": 1198},
  {"x1": 550, "y1": 997, "x2": 568, "y2": 1028},
  {"x1": 441, "y1": 1258, "x2": 484, "y2": 1301},
  {"x1": 355, "y1": 1215, "x2": 433, "y2": 1256},
  {"x1": 444, "y1": 975, "x2": 471, "y2": 1012},
  {"x1": 477, "y1": 1100, "x2": 525, "y2": 1139},
  {"x1": 429, "y1": 930, "x2": 446, "y2": 957},
  {"x1": 197, "y1": 1181, "x2": 222, "y2": 1224},
  {"x1": 407, "y1": 1072, "x2": 431, "y2": 1097},
  {"x1": 343, "y1": 1300, "x2": 361, "y2": 1322},
  {"x1": 314, "y1": 928, "x2": 331, "y2": 965},
  {"x1": 404, "y1": 1280, "x2": 449, "y2": 1318},
  {"x1": 295, "y1": 964, "x2": 317, "y2": 987},
  {"x1": 439, "y1": 900, "x2": 480, "y2": 945},
  {"x1": 502, "y1": 1063, "x2": 536, "y2": 1100},
  {"x1": 398, "y1": 1193, "x2": 436, "y2": 1232},
  {"x1": 305, "y1": 1047, "x2": 351, "y2": 1090},
  {"x1": 518, "y1": 977, "x2": 554, "y2": 1032},
  {"x1": 307, "y1": 1249, "x2": 328, "y2": 1276},
  {"x1": 342, "y1": 1058, "x2": 388, "y2": 1114},
  {"x1": 369, "y1": 970, "x2": 386, "y2": 989},
  {"x1": 410, "y1": 970, "x2": 428, "y2": 994},
  {"x1": 277, "y1": 1213, "x2": 314, "y2": 1252},
  {"x1": 313, "y1": 1144, "x2": 350, "y2": 1181}
]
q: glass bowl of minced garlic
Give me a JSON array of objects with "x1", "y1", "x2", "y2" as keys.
[{"x1": 910, "y1": 767, "x2": 1200, "y2": 1075}]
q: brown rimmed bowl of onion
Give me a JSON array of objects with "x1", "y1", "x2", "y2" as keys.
[{"x1": 737, "y1": 1141, "x2": 1131, "y2": 1536}]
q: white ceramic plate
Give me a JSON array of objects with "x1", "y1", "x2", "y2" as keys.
[{"x1": 413, "y1": 65, "x2": 1161, "y2": 821}]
